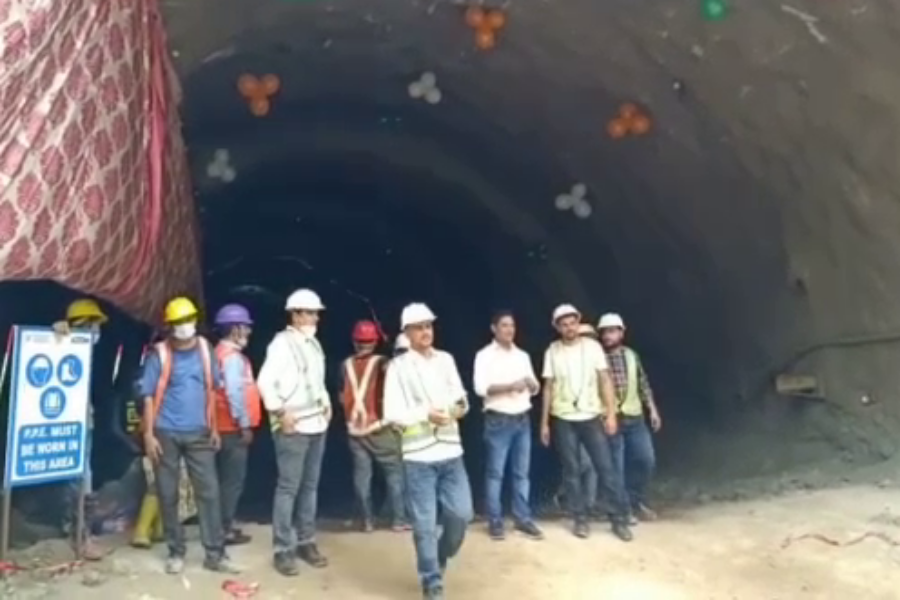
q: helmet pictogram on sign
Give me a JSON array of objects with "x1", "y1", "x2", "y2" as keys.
[{"x1": 26, "y1": 354, "x2": 54, "y2": 388}]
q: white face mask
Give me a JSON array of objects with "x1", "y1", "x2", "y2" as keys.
[
  {"x1": 299, "y1": 325, "x2": 317, "y2": 337},
  {"x1": 172, "y1": 323, "x2": 196, "y2": 341}
]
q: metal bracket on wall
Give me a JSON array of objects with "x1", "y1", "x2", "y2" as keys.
[{"x1": 774, "y1": 373, "x2": 825, "y2": 401}]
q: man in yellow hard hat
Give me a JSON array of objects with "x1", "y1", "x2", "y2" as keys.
[
  {"x1": 53, "y1": 298, "x2": 108, "y2": 561},
  {"x1": 138, "y1": 297, "x2": 237, "y2": 575}
]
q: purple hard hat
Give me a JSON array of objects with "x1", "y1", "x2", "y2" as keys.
[{"x1": 214, "y1": 303, "x2": 253, "y2": 325}]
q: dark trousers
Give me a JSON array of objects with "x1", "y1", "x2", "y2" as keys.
[
  {"x1": 608, "y1": 416, "x2": 656, "y2": 510},
  {"x1": 483, "y1": 411, "x2": 533, "y2": 525},
  {"x1": 552, "y1": 417, "x2": 629, "y2": 523},
  {"x1": 405, "y1": 457, "x2": 474, "y2": 593},
  {"x1": 348, "y1": 428, "x2": 407, "y2": 525},
  {"x1": 154, "y1": 429, "x2": 225, "y2": 559},
  {"x1": 271, "y1": 431, "x2": 326, "y2": 553},
  {"x1": 215, "y1": 432, "x2": 249, "y2": 533}
]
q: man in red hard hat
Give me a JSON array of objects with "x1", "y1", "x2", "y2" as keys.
[{"x1": 341, "y1": 320, "x2": 408, "y2": 532}]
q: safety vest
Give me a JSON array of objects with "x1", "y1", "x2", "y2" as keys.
[
  {"x1": 547, "y1": 339, "x2": 601, "y2": 417},
  {"x1": 125, "y1": 399, "x2": 142, "y2": 435},
  {"x1": 613, "y1": 347, "x2": 642, "y2": 417},
  {"x1": 342, "y1": 354, "x2": 386, "y2": 427},
  {"x1": 152, "y1": 339, "x2": 216, "y2": 431},
  {"x1": 214, "y1": 342, "x2": 263, "y2": 432},
  {"x1": 268, "y1": 329, "x2": 327, "y2": 432},
  {"x1": 391, "y1": 353, "x2": 464, "y2": 456}
]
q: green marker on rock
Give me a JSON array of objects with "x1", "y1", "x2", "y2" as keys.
[{"x1": 701, "y1": 0, "x2": 727, "y2": 21}]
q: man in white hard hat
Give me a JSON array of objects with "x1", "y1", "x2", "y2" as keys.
[
  {"x1": 383, "y1": 303, "x2": 473, "y2": 600},
  {"x1": 540, "y1": 304, "x2": 633, "y2": 541},
  {"x1": 257, "y1": 288, "x2": 332, "y2": 577},
  {"x1": 472, "y1": 310, "x2": 543, "y2": 541},
  {"x1": 597, "y1": 313, "x2": 661, "y2": 522}
]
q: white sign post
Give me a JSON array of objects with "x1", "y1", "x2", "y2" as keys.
[{"x1": 1, "y1": 325, "x2": 94, "y2": 560}]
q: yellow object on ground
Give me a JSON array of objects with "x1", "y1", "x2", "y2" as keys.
[
  {"x1": 131, "y1": 494, "x2": 158, "y2": 548},
  {"x1": 141, "y1": 456, "x2": 197, "y2": 523}
]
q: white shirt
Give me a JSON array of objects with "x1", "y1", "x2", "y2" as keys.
[
  {"x1": 472, "y1": 341, "x2": 536, "y2": 415},
  {"x1": 257, "y1": 327, "x2": 329, "y2": 435},
  {"x1": 383, "y1": 348, "x2": 466, "y2": 463},
  {"x1": 541, "y1": 337, "x2": 608, "y2": 421}
]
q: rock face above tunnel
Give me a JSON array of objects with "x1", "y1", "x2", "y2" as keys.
[{"x1": 166, "y1": 0, "x2": 900, "y2": 453}]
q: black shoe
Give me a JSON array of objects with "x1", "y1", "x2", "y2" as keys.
[
  {"x1": 574, "y1": 519, "x2": 590, "y2": 539},
  {"x1": 297, "y1": 543, "x2": 328, "y2": 568},
  {"x1": 488, "y1": 520, "x2": 505, "y2": 540},
  {"x1": 274, "y1": 551, "x2": 299, "y2": 577},
  {"x1": 203, "y1": 554, "x2": 241, "y2": 574},
  {"x1": 423, "y1": 586, "x2": 445, "y2": 600},
  {"x1": 611, "y1": 521, "x2": 634, "y2": 542},
  {"x1": 225, "y1": 530, "x2": 252, "y2": 546},
  {"x1": 514, "y1": 521, "x2": 544, "y2": 540}
]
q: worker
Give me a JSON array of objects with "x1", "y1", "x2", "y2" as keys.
[
  {"x1": 52, "y1": 298, "x2": 108, "y2": 561},
  {"x1": 472, "y1": 310, "x2": 543, "y2": 541},
  {"x1": 213, "y1": 304, "x2": 262, "y2": 546},
  {"x1": 597, "y1": 313, "x2": 662, "y2": 522},
  {"x1": 393, "y1": 332, "x2": 410, "y2": 357},
  {"x1": 383, "y1": 303, "x2": 473, "y2": 600},
  {"x1": 258, "y1": 288, "x2": 331, "y2": 577},
  {"x1": 342, "y1": 320, "x2": 408, "y2": 532},
  {"x1": 139, "y1": 296, "x2": 238, "y2": 575},
  {"x1": 539, "y1": 304, "x2": 633, "y2": 541},
  {"x1": 575, "y1": 323, "x2": 600, "y2": 516}
]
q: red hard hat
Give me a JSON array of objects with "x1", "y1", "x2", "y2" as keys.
[{"x1": 352, "y1": 320, "x2": 379, "y2": 342}]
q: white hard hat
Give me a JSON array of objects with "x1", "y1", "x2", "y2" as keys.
[
  {"x1": 552, "y1": 303, "x2": 581, "y2": 324},
  {"x1": 577, "y1": 323, "x2": 597, "y2": 336},
  {"x1": 401, "y1": 302, "x2": 436, "y2": 328},
  {"x1": 598, "y1": 313, "x2": 625, "y2": 330},
  {"x1": 394, "y1": 332, "x2": 410, "y2": 350},
  {"x1": 285, "y1": 288, "x2": 325, "y2": 311}
]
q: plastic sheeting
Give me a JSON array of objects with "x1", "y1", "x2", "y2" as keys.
[{"x1": 0, "y1": 0, "x2": 201, "y2": 323}]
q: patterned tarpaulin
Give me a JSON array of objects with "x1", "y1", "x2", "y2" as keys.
[{"x1": 0, "y1": 0, "x2": 201, "y2": 323}]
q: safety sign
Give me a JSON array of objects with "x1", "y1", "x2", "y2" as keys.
[{"x1": 3, "y1": 326, "x2": 94, "y2": 489}]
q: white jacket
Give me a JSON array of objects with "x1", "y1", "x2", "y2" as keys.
[{"x1": 258, "y1": 327, "x2": 329, "y2": 435}]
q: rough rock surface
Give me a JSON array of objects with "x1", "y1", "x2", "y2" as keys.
[{"x1": 161, "y1": 0, "x2": 900, "y2": 459}]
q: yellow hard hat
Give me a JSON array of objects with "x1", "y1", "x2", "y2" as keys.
[
  {"x1": 164, "y1": 297, "x2": 199, "y2": 323},
  {"x1": 66, "y1": 299, "x2": 108, "y2": 324}
]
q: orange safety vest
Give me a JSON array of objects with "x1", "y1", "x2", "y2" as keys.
[
  {"x1": 151, "y1": 338, "x2": 217, "y2": 431},
  {"x1": 214, "y1": 342, "x2": 262, "y2": 432},
  {"x1": 341, "y1": 354, "x2": 387, "y2": 427}
]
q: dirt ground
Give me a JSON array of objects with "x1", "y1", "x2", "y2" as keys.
[{"x1": 2, "y1": 483, "x2": 899, "y2": 600}]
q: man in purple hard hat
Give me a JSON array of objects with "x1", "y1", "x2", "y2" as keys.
[{"x1": 213, "y1": 304, "x2": 262, "y2": 546}]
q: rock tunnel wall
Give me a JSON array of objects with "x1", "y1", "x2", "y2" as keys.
[{"x1": 0, "y1": 0, "x2": 202, "y2": 321}]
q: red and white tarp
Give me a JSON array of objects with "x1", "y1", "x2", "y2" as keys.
[{"x1": 0, "y1": 0, "x2": 201, "y2": 323}]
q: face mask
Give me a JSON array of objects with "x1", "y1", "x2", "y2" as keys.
[
  {"x1": 172, "y1": 323, "x2": 196, "y2": 341},
  {"x1": 299, "y1": 325, "x2": 317, "y2": 337}
]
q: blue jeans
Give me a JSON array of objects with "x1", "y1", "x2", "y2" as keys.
[
  {"x1": 483, "y1": 411, "x2": 532, "y2": 525},
  {"x1": 404, "y1": 456, "x2": 474, "y2": 593},
  {"x1": 272, "y1": 432, "x2": 327, "y2": 552},
  {"x1": 608, "y1": 416, "x2": 656, "y2": 510}
]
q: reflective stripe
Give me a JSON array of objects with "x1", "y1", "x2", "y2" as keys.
[
  {"x1": 618, "y1": 348, "x2": 642, "y2": 417},
  {"x1": 548, "y1": 340, "x2": 600, "y2": 416},
  {"x1": 344, "y1": 356, "x2": 382, "y2": 414},
  {"x1": 269, "y1": 330, "x2": 326, "y2": 432},
  {"x1": 393, "y1": 355, "x2": 464, "y2": 455},
  {"x1": 125, "y1": 400, "x2": 141, "y2": 434}
]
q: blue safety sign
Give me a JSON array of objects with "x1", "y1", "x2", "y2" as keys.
[{"x1": 3, "y1": 326, "x2": 95, "y2": 489}]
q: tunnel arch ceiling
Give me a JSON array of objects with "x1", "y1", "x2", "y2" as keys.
[{"x1": 166, "y1": 0, "x2": 900, "y2": 438}]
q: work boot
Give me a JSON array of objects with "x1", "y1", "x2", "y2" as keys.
[
  {"x1": 224, "y1": 528, "x2": 252, "y2": 546},
  {"x1": 361, "y1": 518, "x2": 375, "y2": 533},
  {"x1": 297, "y1": 543, "x2": 328, "y2": 568},
  {"x1": 611, "y1": 521, "x2": 634, "y2": 542},
  {"x1": 273, "y1": 551, "x2": 299, "y2": 577},
  {"x1": 514, "y1": 521, "x2": 544, "y2": 540},
  {"x1": 573, "y1": 519, "x2": 590, "y2": 539},
  {"x1": 634, "y1": 503, "x2": 658, "y2": 522},
  {"x1": 423, "y1": 587, "x2": 445, "y2": 600},
  {"x1": 131, "y1": 494, "x2": 159, "y2": 549},
  {"x1": 203, "y1": 553, "x2": 241, "y2": 574},
  {"x1": 488, "y1": 520, "x2": 505, "y2": 541}
]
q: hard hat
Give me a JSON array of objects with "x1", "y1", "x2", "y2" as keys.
[
  {"x1": 352, "y1": 320, "x2": 380, "y2": 342},
  {"x1": 598, "y1": 313, "x2": 626, "y2": 330},
  {"x1": 285, "y1": 288, "x2": 324, "y2": 311},
  {"x1": 400, "y1": 303, "x2": 436, "y2": 329},
  {"x1": 394, "y1": 333, "x2": 410, "y2": 350},
  {"x1": 552, "y1": 303, "x2": 580, "y2": 324},
  {"x1": 164, "y1": 297, "x2": 199, "y2": 323},
  {"x1": 214, "y1": 303, "x2": 253, "y2": 326},
  {"x1": 577, "y1": 323, "x2": 598, "y2": 337},
  {"x1": 66, "y1": 299, "x2": 108, "y2": 324}
]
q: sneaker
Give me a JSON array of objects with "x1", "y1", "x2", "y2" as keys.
[
  {"x1": 514, "y1": 521, "x2": 544, "y2": 540},
  {"x1": 634, "y1": 503, "x2": 658, "y2": 522},
  {"x1": 203, "y1": 554, "x2": 241, "y2": 574},
  {"x1": 361, "y1": 519, "x2": 375, "y2": 533},
  {"x1": 488, "y1": 520, "x2": 505, "y2": 541},
  {"x1": 297, "y1": 543, "x2": 328, "y2": 568},
  {"x1": 165, "y1": 555, "x2": 185, "y2": 575},
  {"x1": 573, "y1": 519, "x2": 590, "y2": 539},
  {"x1": 273, "y1": 551, "x2": 299, "y2": 577},
  {"x1": 611, "y1": 521, "x2": 634, "y2": 542}
]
